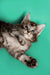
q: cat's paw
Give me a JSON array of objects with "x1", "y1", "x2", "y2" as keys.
[
  {"x1": 19, "y1": 38, "x2": 25, "y2": 45},
  {"x1": 25, "y1": 57, "x2": 38, "y2": 68}
]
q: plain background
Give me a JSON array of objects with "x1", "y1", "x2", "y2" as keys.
[{"x1": 0, "y1": 0, "x2": 50, "y2": 75}]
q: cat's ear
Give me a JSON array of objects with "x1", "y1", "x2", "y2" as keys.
[
  {"x1": 37, "y1": 24, "x2": 45, "y2": 36},
  {"x1": 21, "y1": 13, "x2": 30, "y2": 23}
]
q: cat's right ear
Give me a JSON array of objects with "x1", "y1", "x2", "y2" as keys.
[
  {"x1": 21, "y1": 13, "x2": 30, "y2": 23},
  {"x1": 37, "y1": 24, "x2": 45, "y2": 36}
]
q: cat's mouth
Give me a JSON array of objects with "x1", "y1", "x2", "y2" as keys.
[
  {"x1": 31, "y1": 37, "x2": 37, "y2": 42},
  {"x1": 31, "y1": 39, "x2": 37, "y2": 42},
  {"x1": 24, "y1": 31, "x2": 37, "y2": 42},
  {"x1": 24, "y1": 34, "x2": 37, "y2": 42}
]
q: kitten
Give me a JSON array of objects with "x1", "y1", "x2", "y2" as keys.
[{"x1": 0, "y1": 13, "x2": 45, "y2": 68}]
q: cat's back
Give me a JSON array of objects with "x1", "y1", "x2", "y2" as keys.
[{"x1": 0, "y1": 20, "x2": 17, "y2": 32}]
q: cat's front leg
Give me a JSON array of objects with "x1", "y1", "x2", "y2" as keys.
[
  {"x1": 8, "y1": 50, "x2": 38, "y2": 68},
  {"x1": 16, "y1": 35, "x2": 25, "y2": 45},
  {"x1": 18, "y1": 54, "x2": 38, "y2": 68}
]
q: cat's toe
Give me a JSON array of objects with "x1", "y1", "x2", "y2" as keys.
[
  {"x1": 30, "y1": 58, "x2": 38, "y2": 68},
  {"x1": 25, "y1": 57, "x2": 38, "y2": 68}
]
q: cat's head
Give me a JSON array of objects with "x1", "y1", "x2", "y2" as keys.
[{"x1": 20, "y1": 13, "x2": 45, "y2": 42}]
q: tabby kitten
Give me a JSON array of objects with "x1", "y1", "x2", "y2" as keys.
[{"x1": 0, "y1": 13, "x2": 45, "y2": 68}]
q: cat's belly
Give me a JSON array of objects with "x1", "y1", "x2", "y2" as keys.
[{"x1": 3, "y1": 33, "x2": 31, "y2": 52}]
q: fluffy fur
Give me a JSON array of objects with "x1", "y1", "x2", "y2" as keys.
[{"x1": 0, "y1": 13, "x2": 45, "y2": 68}]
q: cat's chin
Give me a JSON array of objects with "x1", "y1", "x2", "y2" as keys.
[{"x1": 31, "y1": 39, "x2": 37, "y2": 43}]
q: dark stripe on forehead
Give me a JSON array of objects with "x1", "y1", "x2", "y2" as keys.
[
  {"x1": 30, "y1": 21, "x2": 37, "y2": 26},
  {"x1": 22, "y1": 20, "x2": 37, "y2": 26}
]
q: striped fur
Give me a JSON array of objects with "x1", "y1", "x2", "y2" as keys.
[{"x1": 0, "y1": 20, "x2": 38, "y2": 68}]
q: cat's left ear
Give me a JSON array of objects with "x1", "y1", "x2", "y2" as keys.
[
  {"x1": 21, "y1": 13, "x2": 30, "y2": 23},
  {"x1": 37, "y1": 24, "x2": 45, "y2": 36}
]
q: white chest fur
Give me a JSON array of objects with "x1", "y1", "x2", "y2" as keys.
[{"x1": 3, "y1": 32, "x2": 31, "y2": 52}]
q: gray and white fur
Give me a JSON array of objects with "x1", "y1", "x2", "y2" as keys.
[{"x1": 0, "y1": 13, "x2": 45, "y2": 68}]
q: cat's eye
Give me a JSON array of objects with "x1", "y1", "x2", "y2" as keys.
[
  {"x1": 24, "y1": 25, "x2": 28, "y2": 29},
  {"x1": 31, "y1": 30, "x2": 34, "y2": 33},
  {"x1": 31, "y1": 24, "x2": 33, "y2": 26}
]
